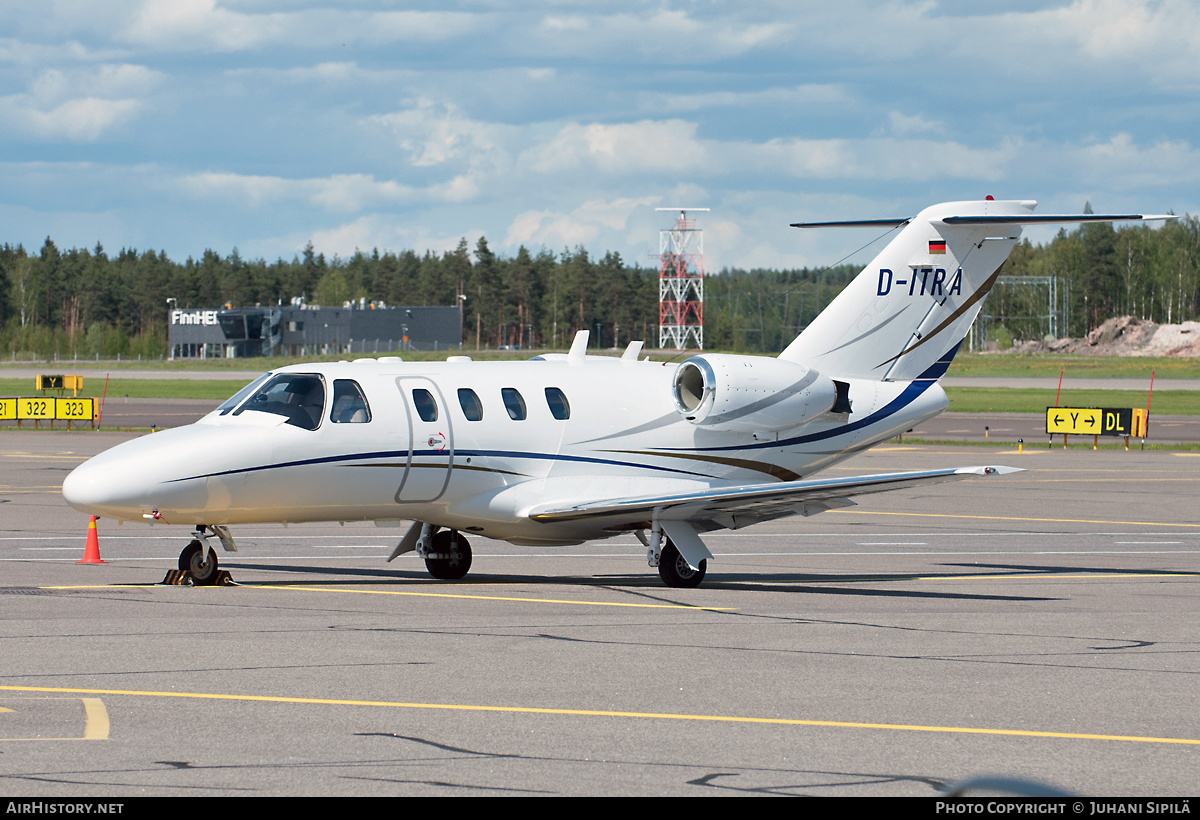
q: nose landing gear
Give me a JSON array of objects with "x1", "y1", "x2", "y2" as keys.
[
  {"x1": 166, "y1": 525, "x2": 236, "y2": 586},
  {"x1": 179, "y1": 539, "x2": 220, "y2": 584}
]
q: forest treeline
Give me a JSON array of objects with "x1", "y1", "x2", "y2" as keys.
[{"x1": 1, "y1": 210, "x2": 1197, "y2": 359}]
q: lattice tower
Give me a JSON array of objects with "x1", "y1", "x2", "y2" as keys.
[{"x1": 657, "y1": 208, "x2": 707, "y2": 349}]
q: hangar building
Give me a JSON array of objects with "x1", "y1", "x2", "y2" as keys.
[{"x1": 168, "y1": 302, "x2": 461, "y2": 359}]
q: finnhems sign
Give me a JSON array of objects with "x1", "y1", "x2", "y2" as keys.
[{"x1": 170, "y1": 310, "x2": 219, "y2": 325}]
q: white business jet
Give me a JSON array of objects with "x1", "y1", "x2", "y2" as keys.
[{"x1": 62, "y1": 199, "x2": 1173, "y2": 587}]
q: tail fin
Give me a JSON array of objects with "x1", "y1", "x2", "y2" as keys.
[{"x1": 780, "y1": 199, "x2": 1174, "y2": 382}]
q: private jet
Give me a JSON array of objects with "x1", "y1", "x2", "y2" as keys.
[{"x1": 61, "y1": 199, "x2": 1173, "y2": 587}]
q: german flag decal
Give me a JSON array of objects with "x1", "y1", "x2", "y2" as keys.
[{"x1": 929, "y1": 239, "x2": 947, "y2": 254}]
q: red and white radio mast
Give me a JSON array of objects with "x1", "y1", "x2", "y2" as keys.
[{"x1": 657, "y1": 207, "x2": 708, "y2": 350}]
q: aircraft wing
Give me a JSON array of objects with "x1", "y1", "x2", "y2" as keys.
[{"x1": 527, "y1": 466, "x2": 1022, "y2": 529}]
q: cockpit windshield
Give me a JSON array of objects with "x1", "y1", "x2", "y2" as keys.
[
  {"x1": 231, "y1": 373, "x2": 326, "y2": 430},
  {"x1": 216, "y1": 373, "x2": 271, "y2": 416}
]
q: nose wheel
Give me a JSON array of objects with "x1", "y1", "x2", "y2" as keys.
[
  {"x1": 179, "y1": 540, "x2": 220, "y2": 585},
  {"x1": 424, "y1": 530, "x2": 472, "y2": 580}
]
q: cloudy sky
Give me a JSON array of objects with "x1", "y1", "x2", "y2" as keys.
[{"x1": 2, "y1": 0, "x2": 1198, "y2": 273}]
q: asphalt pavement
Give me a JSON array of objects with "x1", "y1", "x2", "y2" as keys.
[{"x1": 2, "y1": 435, "x2": 1197, "y2": 796}]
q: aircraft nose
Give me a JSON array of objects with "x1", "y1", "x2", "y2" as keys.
[
  {"x1": 63, "y1": 453, "x2": 131, "y2": 515},
  {"x1": 61, "y1": 430, "x2": 180, "y2": 518},
  {"x1": 62, "y1": 424, "x2": 269, "y2": 522}
]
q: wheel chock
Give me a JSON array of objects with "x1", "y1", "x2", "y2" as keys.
[{"x1": 159, "y1": 569, "x2": 236, "y2": 586}]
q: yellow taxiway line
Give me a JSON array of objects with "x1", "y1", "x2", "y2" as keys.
[
  {"x1": 251, "y1": 584, "x2": 736, "y2": 610},
  {"x1": 0, "y1": 697, "x2": 109, "y2": 741},
  {"x1": 0, "y1": 685, "x2": 1195, "y2": 747},
  {"x1": 38, "y1": 583, "x2": 734, "y2": 611}
]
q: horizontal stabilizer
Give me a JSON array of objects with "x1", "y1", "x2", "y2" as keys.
[
  {"x1": 792, "y1": 213, "x2": 1175, "y2": 229},
  {"x1": 941, "y1": 213, "x2": 1176, "y2": 225}
]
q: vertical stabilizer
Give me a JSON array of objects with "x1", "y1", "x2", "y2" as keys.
[{"x1": 780, "y1": 199, "x2": 1033, "y2": 381}]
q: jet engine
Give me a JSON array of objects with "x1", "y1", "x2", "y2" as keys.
[{"x1": 672, "y1": 354, "x2": 838, "y2": 433}]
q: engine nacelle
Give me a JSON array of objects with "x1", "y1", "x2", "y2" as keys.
[{"x1": 672, "y1": 354, "x2": 838, "y2": 433}]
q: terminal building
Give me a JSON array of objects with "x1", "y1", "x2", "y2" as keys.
[{"x1": 168, "y1": 302, "x2": 462, "y2": 359}]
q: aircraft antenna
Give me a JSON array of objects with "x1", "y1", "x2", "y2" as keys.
[{"x1": 655, "y1": 207, "x2": 708, "y2": 350}]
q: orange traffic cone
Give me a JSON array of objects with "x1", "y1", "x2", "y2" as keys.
[{"x1": 77, "y1": 516, "x2": 107, "y2": 564}]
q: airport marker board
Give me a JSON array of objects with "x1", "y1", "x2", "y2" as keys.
[
  {"x1": 1, "y1": 396, "x2": 97, "y2": 428},
  {"x1": 1045, "y1": 407, "x2": 1146, "y2": 437}
]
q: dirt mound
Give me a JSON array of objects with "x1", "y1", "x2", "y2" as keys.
[{"x1": 1007, "y1": 316, "x2": 1200, "y2": 357}]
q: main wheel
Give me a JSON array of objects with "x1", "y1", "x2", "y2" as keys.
[
  {"x1": 179, "y1": 540, "x2": 219, "y2": 585},
  {"x1": 658, "y1": 541, "x2": 706, "y2": 588},
  {"x1": 424, "y1": 530, "x2": 472, "y2": 580}
]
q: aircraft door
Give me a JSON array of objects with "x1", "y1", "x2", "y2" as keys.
[{"x1": 394, "y1": 378, "x2": 453, "y2": 503}]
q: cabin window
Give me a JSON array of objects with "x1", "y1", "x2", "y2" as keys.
[
  {"x1": 411, "y1": 388, "x2": 439, "y2": 422},
  {"x1": 544, "y1": 387, "x2": 570, "y2": 420},
  {"x1": 217, "y1": 373, "x2": 270, "y2": 416},
  {"x1": 233, "y1": 373, "x2": 325, "y2": 430},
  {"x1": 457, "y1": 388, "x2": 483, "y2": 421},
  {"x1": 330, "y1": 379, "x2": 372, "y2": 423},
  {"x1": 501, "y1": 387, "x2": 527, "y2": 421}
]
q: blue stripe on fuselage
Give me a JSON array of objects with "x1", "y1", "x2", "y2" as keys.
[{"x1": 166, "y1": 447, "x2": 716, "y2": 483}]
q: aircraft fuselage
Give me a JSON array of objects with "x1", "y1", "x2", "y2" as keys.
[{"x1": 62, "y1": 354, "x2": 947, "y2": 545}]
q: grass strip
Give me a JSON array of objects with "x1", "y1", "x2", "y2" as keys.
[
  {"x1": 0, "y1": 378, "x2": 237, "y2": 401},
  {"x1": 945, "y1": 388, "x2": 1195, "y2": 415},
  {"x1": 946, "y1": 353, "x2": 1200, "y2": 379}
]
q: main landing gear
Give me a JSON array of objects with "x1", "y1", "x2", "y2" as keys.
[
  {"x1": 390, "y1": 522, "x2": 474, "y2": 581},
  {"x1": 657, "y1": 540, "x2": 707, "y2": 588},
  {"x1": 392, "y1": 521, "x2": 709, "y2": 587},
  {"x1": 639, "y1": 525, "x2": 709, "y2": 588},
  {"x1": 423, "y1": 529, "x2": 472, "y2": 580}
]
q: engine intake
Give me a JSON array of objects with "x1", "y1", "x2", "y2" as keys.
[{"x1": 672, "y1": 354, "x2": 838, "y2": 433}]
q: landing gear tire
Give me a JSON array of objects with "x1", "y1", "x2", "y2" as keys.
[
  {"x1": 179, "y1": 540, "x2": 219, "y2": 586},
  {"x1": 424, "y1": 530, "x2": 472, "y2": 581},
  {"x1": 658, "y1": 541, "x2": 706, "y2": 588}
]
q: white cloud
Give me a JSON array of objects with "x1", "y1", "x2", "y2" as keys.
[
  {"x1": 643, "y1": 84, "x2": 848, "y2": 114},
  {"x1": 120, "y1": 0, "x2": 482, "y2": 52},
  {"x1": 6, "y1": 96, "x2": 141, "y2": 141},
  {"x1": 505, "y1": 210, "x2": 554, "y2": 247},
  {"x1": 1053, "y1": 0, "x2": 1200, "y2": 67},
  {"x1": 505, "y1": 195, "x2": 661, "y2": 250},
  {"x1": 524, "y1": 119, "x2": 706, "y2": 174},
  {"x1": 884, "y1": 110, "x2": 944, "y2": 137},
  {"x1": 180, "y1": 170, "x2": 476, "y2": 212},
  {"x1": 259, "y1": 214, "x2": 479, "y2": 261},
  {"x1": 0, "y1": 37, "x2": 124, "y2": 65},
  {"x1": 1071, "y1": 133, "x2": 1200, "y2": 188},
  {"x1": 741, "y1": 135, "x2": 1018, "y2": 181},
  {"x1": 0, "y1": 62, "x2": 163, "y2": 142},
  {"x1": 123, "y1": 0, "x2": 276, "y2": 51},
  {"x1": 369, "y1": 99, "x2": 515, "y2": 172},
  {"x1": 532, "y1": 8, "x2": 793, "y2": 60}
]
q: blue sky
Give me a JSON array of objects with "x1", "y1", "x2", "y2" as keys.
[{"x1": 2, "y1": 1, "x2": 1198, "y2": 273}]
